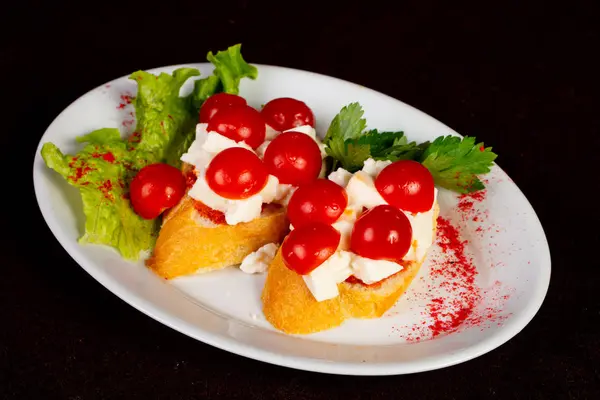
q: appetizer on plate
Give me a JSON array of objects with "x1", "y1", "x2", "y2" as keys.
[
  {"x1": 259, "y1": 102, "x2": 495, "y2": 334},
  {"x1": 147, "y1": 95, "x2": 327, "y2": 278},
  {"x1": 262, "y1": 160, "x2": 440, "y2": 334},
  {"x1": 40, "y1": 43, "x2": 498, "y2": 335}
]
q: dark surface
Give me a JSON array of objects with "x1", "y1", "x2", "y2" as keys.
[{"x1": 3, "y1": 1, "x2": 599, "y2": 398}]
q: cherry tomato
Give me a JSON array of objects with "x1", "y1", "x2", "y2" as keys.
[
  {"x1": 287, "y1": 179, "x2": 347, "y2": 228},
  {"x1": 199, "y1": 93, "x2": 247, "y2": 123},
  {"x1": 205, "y1": 147, "x2": 269, "y2": 199},
  {"x1": 282, "y1": 222, "x2": 341, "y2": 275},
  {"x1": 207, "y1": 104, "x2": 266, "y2": 149},
  {"x1": 260, "y1": 97, "x2": 315, "y2": 131},
  {"x1": 350, "y1": 204, "x2": 413, "y2": 262},
  {"x1": 263, "y1": 131, "x2": 322, "y2": 186},
  {"x1": 130, "y1": 163, "x2": 186, "y2": 220},
  {"x1": 374, "y1": 160, "x2": 435, "y2": 213}
]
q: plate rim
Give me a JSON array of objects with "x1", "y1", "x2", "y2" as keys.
[{"x1": 32, "y1": 63, "x2": 552, "y2": 376}]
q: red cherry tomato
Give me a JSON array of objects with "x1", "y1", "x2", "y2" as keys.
[
  {"x1": 287, "y1": 179, "x2": 348, "y2": 228},
  {"x1": 199, "y1": 93, "x2": 247, "y2": 123},
  {"x1": 350, "y1": 205, "x2": 413, "y2": 262},
  {"x1": 375, "y1": 160, "x2": 435, "y2": 213},
  {"x1": 263, "y1": 131, "x2": 322, "y2": 185},
  {"x1": 282, "y1": 222, "x2": 341, "y2": 275},
  {"x1": 207, "y1": 104, "x2": 266, "y2": 149},
  {"x1": 130, "y1": 163, "x2": 186, "y2": 220},
  {"x1": 205, "y1": 147, "x2": 269, "y2": 199},
  {"x1": 260, "y1": 97, "x2": 315, "y2": 131}
]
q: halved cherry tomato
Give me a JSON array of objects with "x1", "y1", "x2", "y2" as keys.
[
  {"x1": 374, "y1": 160, "x2": 435, "y2": 213},
  {"x1": 199, "y1": 93, "x2": 247, "y2": 123},
  {"x1": 205, "y1": 147, "x2": 268, "y2": 199},
  {"x1": 260, "y1": 97, "x2": 315, "y2": 131},
  {"x1": 207, "y1": 104, "x2": 266, "y2": 149},
  {"x1": 130, "y1": 163, "x2": 186, "y2": 220},
  {"x1": 282, "y1": 222, "x2": 341, "y2": 275},
  {"x1": 350, "y1": 204, "x2": 413, "y2": 262},
  {"x1": 287, "y1": 179, "x2": 347, "y2": 228},
  {"x1": 263, "y1": 131, "x2": 322, "y2": 186}
]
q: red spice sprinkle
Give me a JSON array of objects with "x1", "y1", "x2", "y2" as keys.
[
  {"x1": 128, "y1": 132, "x2": 141, "y2": 143},
  {"x1": 91, "y1": 152, "x2": 116, "y2": 163},
  {"x1": 425, "y1": 217, "x2": 481, "y2": 338},
  {"x1": 116, "y1": 94, "x2": 133, "y2": 110},
  {"x1": 99, "y1": 180, "x2": 114, "y2": 201},
  {"x1": 160, "y1": 121, "x2": 166, "y2": 135},
  {"x1": 120, "y1": 94, "x2": 133, "y2": 104},
  {"x1": 167, "y1": 114, "x2": 174, "y2": 120},
  {"x1": 456, "y1": 189, "x2": 487, "y2": 223},
  {"x1": 480, "y1": 146, "x2": 485, "y2": 151},
  {"x1": 70, "y1": 166, "x2": 93, "y2": 182},
  {"x1": 457, "y1": 199, "x2": 474, "y2": 213}
]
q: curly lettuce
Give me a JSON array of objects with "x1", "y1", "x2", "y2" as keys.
[{"x1": 41, "y1": 44, "x2": 257, "y2": 260}]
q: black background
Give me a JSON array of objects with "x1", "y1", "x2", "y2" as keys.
[{"x1": 3, "y1": 1, "x2": 599, "y2": 398}]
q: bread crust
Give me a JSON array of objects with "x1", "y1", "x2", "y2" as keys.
[{"x1": 146, "y1": 195, "x2": 289, "y2": 279}]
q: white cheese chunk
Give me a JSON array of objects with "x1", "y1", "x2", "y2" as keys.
[
  {"x1": 240, "y1": 243, "x2": 279, "y2": 274},
  {"x1": 328, "y1": 168, "x2": 353, "y2": 188},
  {"x1": 349, "y1": 254, "x2": 403, "y2": 285},
  {"x1": 302, "y1": 251, "x2": 353, "y2": 302},
  {"x1": 361, "y1": 158, "x2": 392, "y2": 177}
]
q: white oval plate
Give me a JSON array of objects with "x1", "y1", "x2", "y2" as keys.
[{"x1": 33, "y1": 63, "x2": 551, "y2": 375}]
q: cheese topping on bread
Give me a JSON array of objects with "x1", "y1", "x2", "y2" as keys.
[
  {"x1": 180, "y1": 123, "x2": 325, "y2": 225},
  {"x1": 288, "y1": 158, "x2": 439, "y2": 302}
]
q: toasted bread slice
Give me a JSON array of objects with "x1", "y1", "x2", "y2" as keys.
[
  {"x1": 146, "y1": 195, "x2": 289, "y2": 279},
  {"x1": 262, "y1": 203, "x2": 439, "y2": 334}
]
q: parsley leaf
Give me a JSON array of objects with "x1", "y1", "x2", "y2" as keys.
[
  {"x1": 375, "y1": 137, "x2": 430, "y2": 162},
  {"x1": 349, "y1": 129, "x2": 404, "y2": 155},
  {"x1": 325, "y1": 137, "x2": 371, "y2": 172},
  {"x1": 323, "y1": 102, "x2": 366, "y2": 143},
  {"x1": 322, "y1": 102, "x2": 497, "y2": 193},
  {"x1": 420, "y1": 135, "x2": 498, "y2": 193}
]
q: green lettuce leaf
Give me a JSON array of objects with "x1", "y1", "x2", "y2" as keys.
[
  {"x1": 191, "y1": 75, "x2": 221, "y2": 110},
  {"x1": 40, "y1": 44, "x2": 258, "y2": 260},
  {"x1": 206, "y1": 44, "x2": 258, "y2": 95},
  {"x1": 128, "y1": 67, "x2": 200, "y2": 164},
  {"x1": 41, "y1": 135, "x2": 157, "y2": 260},
  {"x1": 76, "y1": 127, "x2": 122, "y2": 144}
]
